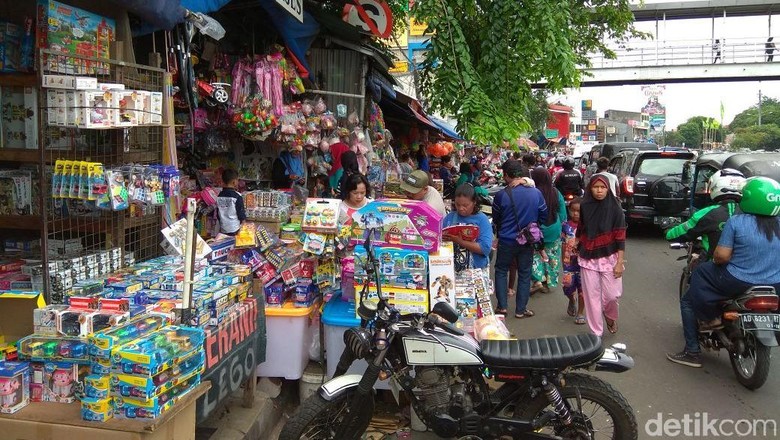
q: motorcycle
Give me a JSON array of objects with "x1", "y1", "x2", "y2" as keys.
[
  {"x1": 669, "y1": 241, "x2": 704, "y2": 298},
  {"x1": 671, "y1": 242, "x2": 780, "y2": 390},
  {"x1": 280, "y1": 229, "x2": 638, "y2": 440}
]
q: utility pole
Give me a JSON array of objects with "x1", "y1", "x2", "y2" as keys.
[{"x1": 759, "y1": 88, "x2": 763, "y2": 126}]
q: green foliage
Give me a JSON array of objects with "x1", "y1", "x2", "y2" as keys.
[
  {"x1": 663, "y1": 130, "x2": 684, "y2": 147},
  {"x1": 729, "y1": 97, "x2": 780, "y2": 132},
  {"x1": 674, "y1": 116, "x2": 722, "y2": 147},
  {"x1": 410, "y1": 0, "x2": 641, "y2": 144},
  {"x1": 731, "y1": 124, "x2": 780, "y2": 151}
]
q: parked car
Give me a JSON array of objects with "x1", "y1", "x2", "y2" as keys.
[
  {"x1": 690, "y1": 152, "x2": 780, "y2": 212},
  {"x1": 609, "y1": 148, "x2": 695, "y2": 226}
]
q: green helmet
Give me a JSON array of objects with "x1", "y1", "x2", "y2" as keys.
[{"x1": 740, "y1": 176, "x2": 780, "y2": 216}]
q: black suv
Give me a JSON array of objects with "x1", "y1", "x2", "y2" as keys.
[{"x1": 609, "y1": 149, "x2": 694, "y2": 225}]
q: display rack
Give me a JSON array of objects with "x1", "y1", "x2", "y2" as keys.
[{"x1": 37, "y1": 49, "x2": 167, "y2": 303}]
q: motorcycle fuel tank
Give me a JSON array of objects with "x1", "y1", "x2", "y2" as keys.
[{"x1": 402, "y1": 328, "x2": 483, "y2": 365}]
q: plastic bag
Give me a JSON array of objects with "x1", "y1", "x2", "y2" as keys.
[
  {"x1": 474, "y1": 315, "x2": 512, "y2": 341},
  {"x1": 309, "y1": 317, "x2": 323, "y2": 362},
  {"x1": 235, "y1": 222, "x2": 258, "y2": 248}
]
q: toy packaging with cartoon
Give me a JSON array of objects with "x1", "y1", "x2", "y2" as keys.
[
  {"x1": 0, "y1": 360, "x2": 29, "y2": 413},
  {"x1": 428, "y1": 242, "x2": 456, "y2": 308},
  {"x1": 351, "y1": 199, "x2": 443, "y2": 252}
]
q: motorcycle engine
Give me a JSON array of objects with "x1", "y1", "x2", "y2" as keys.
[
  {"x1": 413, "y1": 367, "x2": 477, "y2": 437},
  {"x1": 414, "y1": 367, "x2": 451, "y2": 415}
]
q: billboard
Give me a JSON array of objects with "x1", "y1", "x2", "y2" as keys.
[{"x1": 641, "y1": 85, "x2": 666, "y2": 132}]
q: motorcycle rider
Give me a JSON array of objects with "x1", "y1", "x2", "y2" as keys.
[
  {"x1": 665, "y1": 169, "x2": 746, "y2": 260},
  {"x1": 667, "y1": 177, "x2": 780, "y2": 368},
  {"x1": 554, "y1": 156, "x2": 584, "y2": 198}
]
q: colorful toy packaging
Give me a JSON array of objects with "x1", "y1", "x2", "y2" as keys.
[
  {"x1": 352, "y1": 199, "x2": 443, "y2": 251},
  {"x1": 302, "y1": 198, "x2": 340, "y2": 233},
  {"x1": 0, "y1": 360, "x2": 30, "y2": 413},
  {"x1": 353, "y1": 245, "x2": 428, "y2": 290},
  {"x1": 41, "y1": 361, "x2": 78, "y2": 403},
  {"x1": 36, "y1": 0, "x2": 115, "y2": 75},
  {"x1": 429, "y1": 242, "x2": 456, "y2": 308}
]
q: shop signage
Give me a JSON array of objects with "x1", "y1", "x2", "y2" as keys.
[
  {"x1": 342, "y1": 0, "x2": 394, "y2": 39},
  {"x1": 545, "y1": 129, "x2": 559, "y2": 138},
  {"x1": 389, "y1": 60, "x2": 409, "y2": 73},
  {"x1": 581, "y1": 110, "x2": 596, "y2": 120},
  {"x1": 409, "y1": 18, "x2": 429, "y2": 36},
  {"x1": 581, "y1": 100, "x2": 592, "y2": 111},
  {"x1": 275, "y1": 0, "x2": 304, "y2": 23},
  {"x1": 197, "y1": 297, "x2": 266, "y2": 422}
]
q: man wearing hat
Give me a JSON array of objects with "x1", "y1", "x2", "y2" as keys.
[
  {"x1": 492, "y1": 160, "x2": 548, "y2": 318},
  {"x1": 401, "y1": 170, "x2": 447, "y2": 216}
]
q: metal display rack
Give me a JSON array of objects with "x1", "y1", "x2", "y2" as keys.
[{"x1": 38, "y1": 49, "x2": 166, "y2": 303}]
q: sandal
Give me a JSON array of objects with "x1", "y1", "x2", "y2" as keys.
[
  {"x1": 606, "y1": 318, "x2": 618, "y2": 334},
  {"x1": 515, "y1": 309, "x2": 535, "y2": 319},
  {"x1": 575, "y1": 315, "x2": 587, "y2": 325},
  {"x1": 495, "y1": 307, "x2": 508, "y2": 315},
  {"x1": 508, "y1": 288, "x2": 516, "y2": 297},
  {"x1": 566, "y1": 300, "x2": 577, "y2": 317}
]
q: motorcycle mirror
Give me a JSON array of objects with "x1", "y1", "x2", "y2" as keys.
[{"x1": 431, "y1": 302, "x2": 459, "y2": 324}]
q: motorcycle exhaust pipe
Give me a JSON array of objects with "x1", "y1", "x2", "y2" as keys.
[{"x1": 595, "y1": 344, "x2": 635, "y2": 373}]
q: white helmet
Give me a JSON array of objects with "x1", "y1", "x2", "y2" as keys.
[{"x1": 708, "y1": 168, "x2": 746, "y2": 201}]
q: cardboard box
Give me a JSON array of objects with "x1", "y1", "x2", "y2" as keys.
[
  {"x1": 1, "y1": 86, "x2": 38, "y2": 149},
  {"x1": 55, "y1": 89, "x2": 67, "y2": 126},
  {"x1": 97, "y1": 82, "x2": 125, "y2": 91},
  {"x1": 0, "y1": 360, "x2": 29, "y2": 413},
  {"x1": 148, "y1": 91, "x2": 163, "y2": 125},
  {"x1": 80, "y1": 89, "x2": 113, "y2": 128},
  {"x1": 0, "y1": 291, "x2": 46, "y2": 354},
  {"x1": 352, "y1": 199, "x2": 444, "y2": 251},
  {"x1": 42, "y1": 74, "x2": 98, "y2": 90},
  {"x1": 112, "y1": 89, "x2": 141, "y2": 127},
  {"x1": 36, "y1": 0, "x2": 115, "y2": 75}
]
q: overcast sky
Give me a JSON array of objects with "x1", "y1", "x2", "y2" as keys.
[{"x1": 558, "y1": 1, "x2": 780, "y2": 130}]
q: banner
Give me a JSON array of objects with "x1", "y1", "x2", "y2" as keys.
[{"x1": 196, "y1": 297, "x2": 266, "y2": 422}]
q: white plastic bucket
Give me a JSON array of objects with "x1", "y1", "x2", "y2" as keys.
[{"x1": 299, "y1": 362, "x2": 325, "y2": 402}]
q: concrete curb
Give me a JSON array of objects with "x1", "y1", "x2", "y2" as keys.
[{"x1": 198, "y1": 384, "x2": 288, "y2": 440}]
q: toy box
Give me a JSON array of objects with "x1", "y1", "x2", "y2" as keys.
[
  {"x1": 302, "y1": 198, "x2": 340, "y2": 233},
  {"x1": 113, "y1": 373, "x2": 200, "y2": 419},
  {"x1": 111, "y1": 326, "x2": 204, "y2": 375},
  {"x1": 42, "y1": 74, "x2": 98, "y2": 90},
  {"x1": 0, "y1": 22, "x2": 21, "y2": 72},
  {"x1": 41, "y1": 361, "x2": 78, "y2": 403},
  {"x1": 36, "y1": 0, "x2": 115, "y2": 75},
  {"x1": 0, "y1": 360, "x2": 29, "y2": 413},
  {"x1": 353, "y1": 245, "x2": 428, "y2": 290},
  {"x1": 80, "y1": 90, "x2": 114, "y2": 128},
  {"x1": 355, "y1": 284, "x2": 429, "y2": 317},
  {"x1": 112, "y1": 351, "x2": 203, "y2": 400},
  {"x1": 112, "y1": 90, "x2": 142, "y2": 127},
  {"x1": 84, "y1": 373, "x2": 110, "y2": 398},
  {"x1": 1, "y1": 86, "x2": 38, "y2": 149},
  {"x1": 33, "y1": 304, "x2": 69, "y2": 336},
  {"x1": 81, "y1": 396, "x2": 114, "y2": 421},
  {"x1": 352, "y1": 199, "x2": 443, "y2": 251},
  {"x1": 17, "y1": 335, "x2": 89, "y2": 363},
  {"x1": 429, "y1": 242, "x2": 456, "y2": 308}
]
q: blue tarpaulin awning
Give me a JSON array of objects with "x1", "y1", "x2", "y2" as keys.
[{"x1": 429, "y1": 116, "x2": 463, "y2": 140}]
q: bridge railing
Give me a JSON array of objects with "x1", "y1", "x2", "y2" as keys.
[{"x1": 588, "y1": 37, "x2": 775, "y2": 68}]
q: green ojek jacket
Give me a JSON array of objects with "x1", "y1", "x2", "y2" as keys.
[{"x1": 665, "y1": 201, "x2": 739, "y2": 259}]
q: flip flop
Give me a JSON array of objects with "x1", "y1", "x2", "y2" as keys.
[
  {"x1": 515, "y1": 309, "x2": 535, "y2": 319},
  {"x1": 567, "y1": 300, "x2": 577, "y2": 317},
  {"x1": 495, "y1": 307, "x2": 508, "y2": 315},
  {"x1": 606, "y1": 319, "x2": 618, "y2": 334},
  {"x1": 575, "y1": 315, "x2": 587, "y2": 325},
  {"x1": 508, "y1": 288, "x2": 516, "y2": 297}
]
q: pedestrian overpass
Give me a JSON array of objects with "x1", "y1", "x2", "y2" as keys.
[{"x1": 538, "y1": 0, "x2": 780, "y2": 87}]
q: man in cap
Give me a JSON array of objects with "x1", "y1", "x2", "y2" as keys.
[
  {"x1": 492, "y1": 160, "x2": 548, "y2": 317},
  {"x1": 401, "y1": 170, "x2": 447, "y2": 216}
]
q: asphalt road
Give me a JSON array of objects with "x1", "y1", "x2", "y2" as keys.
[{"x1": 414, "y1": 225, "x2": 780, "y2": 439}]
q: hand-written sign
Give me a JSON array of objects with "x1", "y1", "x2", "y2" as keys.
[{"x1": 197, "y1": 297, "x2": 266, "y2": 422}]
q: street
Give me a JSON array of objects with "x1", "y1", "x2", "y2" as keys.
[{"x1": 415, "y1": 225, "x2": 779, "y2": 439}]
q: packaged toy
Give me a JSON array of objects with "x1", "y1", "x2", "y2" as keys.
[
  {"x1": 302, "y1": 198, "x2": 340, "y2": 233},
  {"x1": 42, "y1": 361, "x2": 78, "y2": 403},
  {"x1": 0, "y1": 360, "x2": 29, "y2": 413},
  {"x1": 353, "y1": 245, "x2": 428, "y2": 290},
  {"x1": 429, "y1": 242, "x2": 456, "y2": 307},
  {"x1": 81, "y1": 395, "x2": 114, "y2": 421},
  {"x1": 84, "y1": 373, "x2": 110, "y2": 398},
  {"x1": 352, "y1": 199, "x2": 443, "y2": 251},
  {"x1": 17, "y1": 336, "x2": 90, "y2": 363},
  {"x1": 111, "y1": 326, "x2": 204, "y2": 376}
]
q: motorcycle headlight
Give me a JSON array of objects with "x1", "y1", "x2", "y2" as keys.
[{"x1": 344, "y1": 328, "x2": 373, "y2": 359}]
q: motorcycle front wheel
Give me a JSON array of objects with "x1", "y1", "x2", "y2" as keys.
[
  {"x1": 515, "y1": 373, "x2": 638, "y2": 440},
  {"x1": 729, "y1": 331, "x2": 771, "y2": 390},
  {"x1": 278, "y1": 390, "x2": 373, "y2": 440}
]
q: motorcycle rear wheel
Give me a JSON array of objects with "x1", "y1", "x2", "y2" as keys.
[
  {"x1": 278, "y1": 390, "x2": 372, "y2": 440},
  {"x1": 729, "y1": 331, "x2": 771, "y2": 390},
  {"x1": 515, "y1": 373, "x2": 638, "y2": 440}
]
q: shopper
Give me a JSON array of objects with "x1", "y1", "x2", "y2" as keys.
[
  {"x1": 398, "y1": 152, "x2": 414, "y2": 177},
  {"x1": 339, "y1": 173, "x2": 372, "y2": 227},
  {"x1": 439, "y1": 155, "x2": 455, "y2": 190},
  {"x1": 456, "y1": 162, "x2": 473, "y2": 187},
  {"x1": 416, "y1": 147, "x2": 430, "y2": 173},
  {"x1": 577, "y1": 175, "x2": 626, "y2": 336},
  {"x1": 562, "y1": 198, "x2": 586, "y2": 324},
  {"x1": 217, "y1": 169, "x2": 246, "y2": 236},
  {"x1": 401, "y1": 170, "x2": 447, "y2": 216},
  {"x1": 492, "y1": 160, "x2": 548, "y2": 317},
  {"x1": 328, "y1": 140, "x2": 351, "y2": 195},
  {"x1": 592, "y1": 156, "x2": 619, "y2": 197},
  {"x1": 530, "y1": 167, "x2": 567, "y2": 294},
  {"x1": 442, "y1": 184, "x2": 494, "y2": 270},
  {"x1": 337, "y1": 151, "x2": 361, "y2": 200},
  {"x1": 271, "y1": 146, "x2": 305, "y2": 189}
]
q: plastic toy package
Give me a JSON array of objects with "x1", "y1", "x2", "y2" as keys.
[
  {"x1": 88, "y1": 315, "x2": 168, "y2": 359},
  {"x1": 111, "y1": 326, "x2": 205, "y2": 374},
  {"x1": 113, "y1": 373, "x2": 201, "y2": 419},
  {"x1": 0, "y1": 361, "x2": 30, "y2": 413},
  {"x1": 302, "y1": 198, "x2": 340, "y2": 233},
  {"x1": 17, "y1": 335, "x2": 90, "y2": 363},
  {"x1": 112, "y1": 351, "x2": 204, "y2": 400}
]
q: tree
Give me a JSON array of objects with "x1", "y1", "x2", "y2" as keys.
[
  {"x1": 664, "y1": 130, "x2": 684, "y2": 147},
  {"x1": 674, "y1": 116, "x2": 722, "y2": 147},
  {"x1": 731, "y1": 124, "x2": 780, "y2": 151},
  {"x1": 729, "y1": 97, "x2": 780, "y2": 131},
  {"x1": 410, "y1": 0, "x2": 642, "y2": 144}
]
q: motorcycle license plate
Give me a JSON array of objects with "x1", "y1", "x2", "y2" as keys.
[{"x1": 740, "y1": 314, "x2": 780, "y2": 331}]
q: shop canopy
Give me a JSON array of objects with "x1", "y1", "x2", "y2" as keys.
[
  {"x1": 429, "y1": 117, "x2": 463, "y2": 141},
  {"x1": 119, "y1": 0, "x2": 320, "y2": 74}
]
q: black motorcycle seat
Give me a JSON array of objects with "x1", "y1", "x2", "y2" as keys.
[{"x1": 480, "y1": 334, "x2": 604, "y2": 369}]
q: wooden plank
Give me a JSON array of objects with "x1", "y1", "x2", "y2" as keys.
[
  {"x1": 0, "y1": 149, "x2": 40, "y2": 163},
  {"x1": 0, "y1": 73, "x2": 36, "y2": 87},
  {"x1": 0, "y1": 215, "x2": 43, "y2": 230}
]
